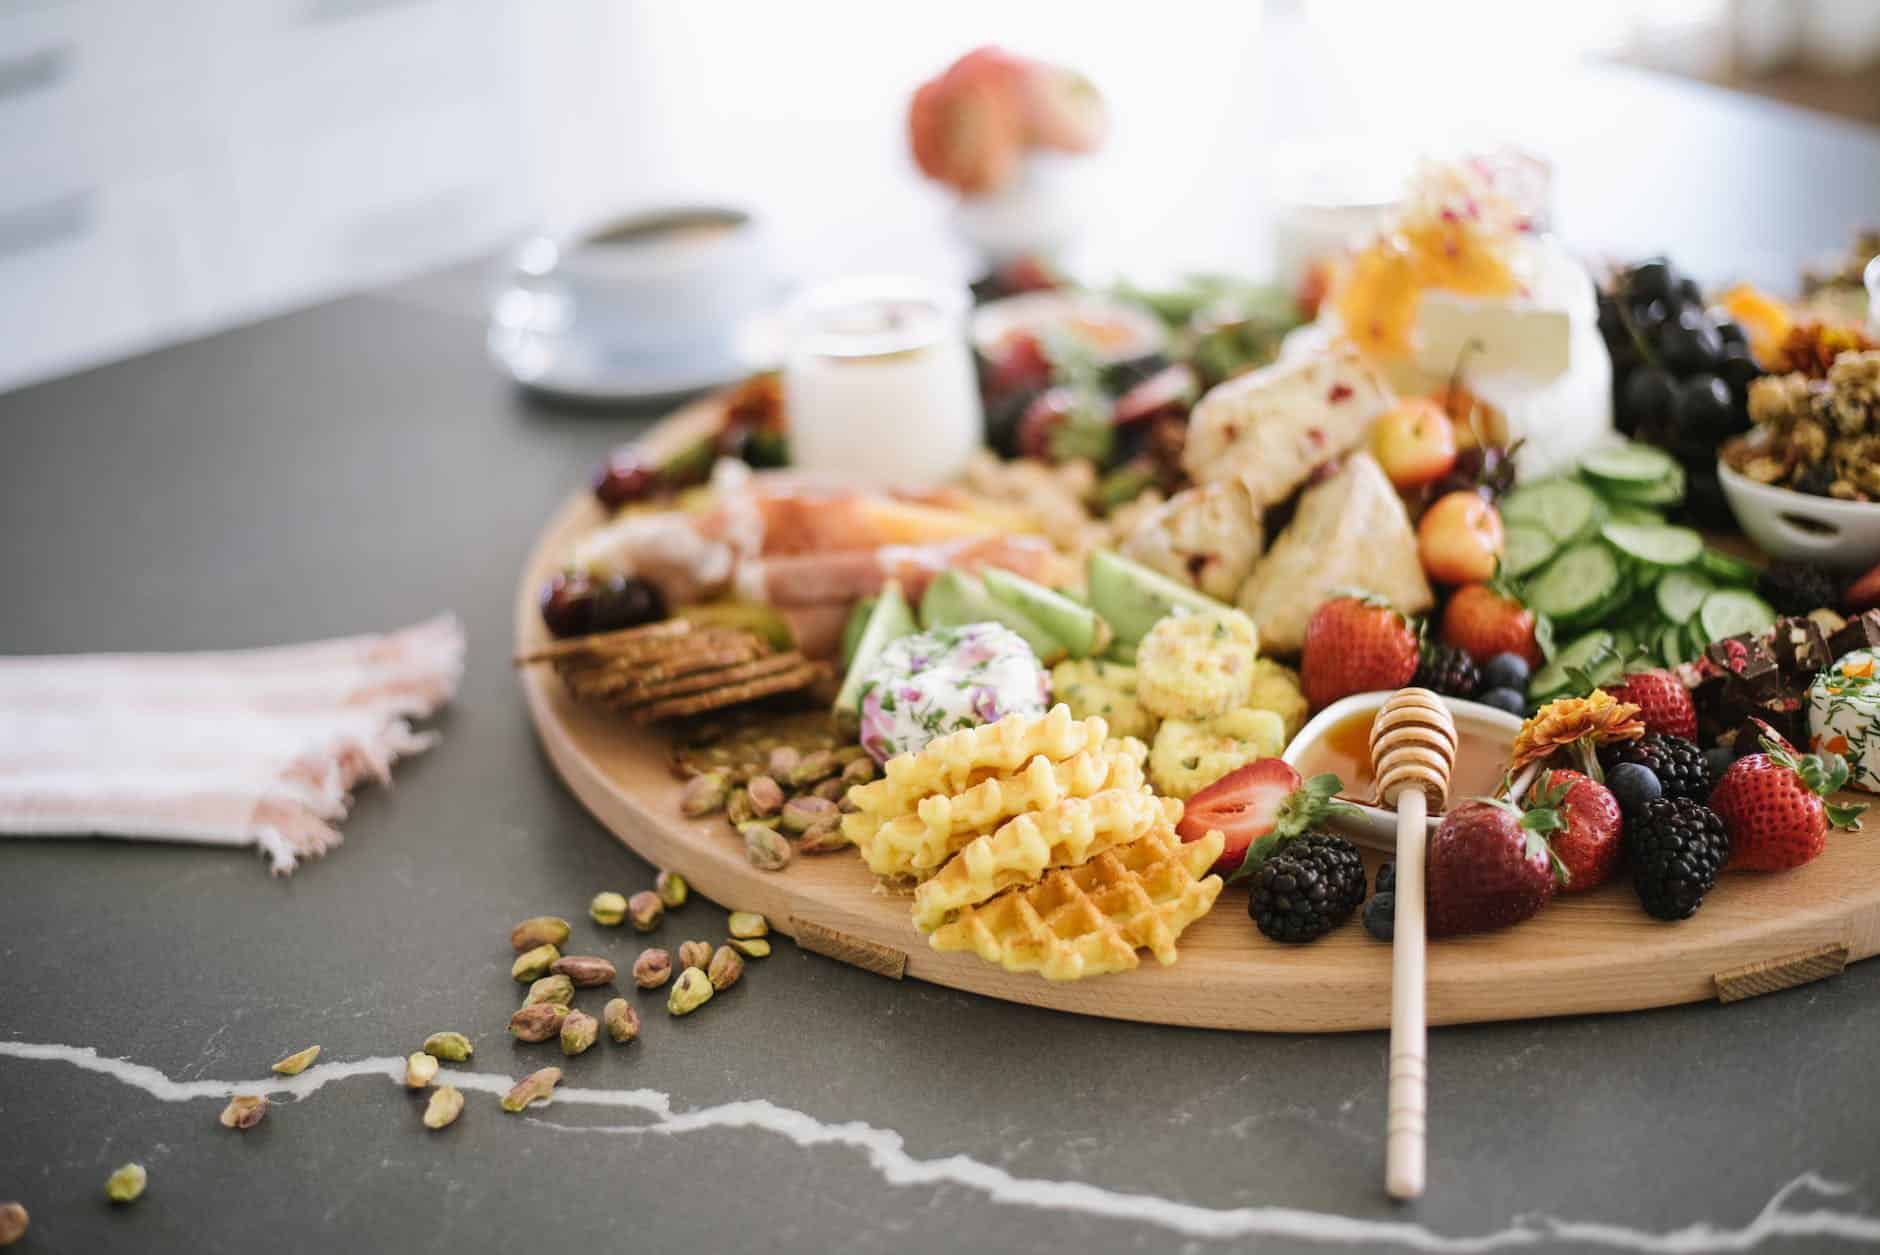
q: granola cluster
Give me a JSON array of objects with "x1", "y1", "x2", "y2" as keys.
[{"x1": 1727, "y1": 350, "x2": 1880, "y2": 500}]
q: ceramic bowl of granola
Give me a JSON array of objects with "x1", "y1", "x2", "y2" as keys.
[{"x1": 1717, "y1": 459, "x2": 1880, "y2": 570}]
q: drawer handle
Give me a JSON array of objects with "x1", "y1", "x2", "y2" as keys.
[{"x1": 1714, "y1": 942, "x2": 1849, "y2": 1003}]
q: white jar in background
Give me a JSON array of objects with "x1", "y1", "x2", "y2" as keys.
[{"x1": 780, "y1": 277, "x2": 984, "y2": 486}]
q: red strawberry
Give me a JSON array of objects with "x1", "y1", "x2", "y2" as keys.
[
  {"x1": 1176, "y1": 761, "x2": 1349, "y2": 879},
  {"x1": 1608, "y1": 667, "x2": 1697, "y2": 741},
  {"x1": 1709, "y1": 736, "x2": 1866, "y2": 871},
  {"x1": 984, "y1": 330, "x2": 1051, "y2": 397},
  {"x1": 1299, "y1": 596, "x2": 1419, "y2": 711},
  {"x1": 1522, "y1": 769, "x2": 1622, "y2": 893},
  {"x1": 1441, "y1": 581, "x2": 1540, "y2": 668},
  {"x1": 1846, "y1": 560, "x2": 1880, "y2": 612},
  {"x1": 1427, "y1": 799, "x2": 1562, "y2": 937}
]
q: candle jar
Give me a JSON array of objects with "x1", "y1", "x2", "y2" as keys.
[{"x1": 780, "y1": 277, "x2": 983, "y2": 486}]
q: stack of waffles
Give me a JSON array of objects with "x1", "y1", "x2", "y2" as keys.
[{"x1": 842, "y1": 705, "x2": 1225, "y2": 981}]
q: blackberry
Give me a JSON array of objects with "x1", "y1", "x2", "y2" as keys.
[
  {"x1": 1248, "y1": 834, "x2": 1367, "y2": 943},
  {"x1": 1628, "y1": 797, "x2": 1729, "y2": 920},
  {"x1": 1793, "y1": 462, "x2": 1836, "y2": 498},
  {"x1": 1413, "y1": 643, "x2": 1480, "y2": 700},
  {"x1": 1600, "y1": 732, "x2": 1711, "y2": 803},
  {"x1": 1756, "y1": 563, "x2": 1841, "y2": 615}
]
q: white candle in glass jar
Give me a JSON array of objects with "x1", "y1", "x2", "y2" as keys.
[{"x1": 781, "y1": 277, "x2": 983, "y2": 486}]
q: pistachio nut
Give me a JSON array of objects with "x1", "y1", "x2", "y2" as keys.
[
  {"x1": 627, "y1": 890, "x2": 664, "y2": 932},
  {"x1": 422, "y1": 1084, "x2": 464, "y2": 1130},
  {"x1": 219, "y1": 1095, "x2": 268, "y2": 1130},
  {"x1": 509, "y1": 915, "x2": 571, "y2": 953},
  {"x1": 780, "y1": 795, "x2": 838, "y2": 835},
  {"x1": 832, "y1": 744, "x2": 868, "y2": 765},
  {"x1": 422, "y1": 1031, "x2": 473, "y2": 1062},
  {"x1": 104, "y1": 1163, "x2": 146, "y2": 1205},
  {"x1": 632, "y1": 948, "x2": 673, "y2": 989},
  {"x1": 508, "y1": 1003, "x2": 569, "y2": 1043},
  {"x1": 787, "y1": 749, "x2": 839, "y2": 788},
  {"x1": 655, "y1": 869, "x2": 689, "y2": 908},
  {"x1": 724, "y1": 787, "x2": 758, "y2": 826},
  {"x1": 679, "y1": 773, "x2": 729, "y2": 818},
  {"x1": 840, "y1": 755, "x2": 879, "y2": 787},
  {"x1": 667, "y1": 967, "x2": 714, "y2": 1016},
  {"x1": 741, "y1": 822, "x2": 792, "y2": 871},
  {"x1": 797, "y1": 820, "x2": 853, "y2": 855},
  {"x1": 603, "y1": 997, "x2": 640, "y2": 1044},
  {"x1": 707, "y1": 944, "x2": 744, "y2": 992},
  {"x1": 810, "y1": 777, "x2": 847, "y2": 803},
  {"x1": 548, "y1": 955, "x2": 616, "y2": 988},
  {"x1": 511, "y1": 943, "x2": 561, "y2": 982},
  {"x1": 500, "y1": 1066, "x2": 561, "y2": 1113},
  {"x1": 404, "y1": 1050, "x2": 439, "y2": 1089},
  {"x1": 270, "y1": 1044, "x2": 321, "y2": 1076},
  {"x1": 559, "y1": 1009, "x2": 599, "y2": 1056},
  {"x1": 677, "y1": 939, "x2": 713, "y2": 972},
  {"x1": 525, "y1": 974, "x2": 576, "y2": 1007},
  {"x1": 589, "y1": 891, "x2": 628, "y2": 927},
  {"x1": 727, "y1": 911, "x2": 770, "y2": 939},
  {"x1": 745, "y1": 774, "x2": 785, "y2": 817},
  {"x1": 766, "y1": 745, "x2": 802, "y2": 780},
  {"x1": 0, "y1": 1203, "x2": 24, "y2": 1247},
  {"x1": 727, "y1": 936, "x2": 772, "y2": 959}
]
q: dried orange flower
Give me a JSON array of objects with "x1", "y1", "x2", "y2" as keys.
[
  {"x1": 1764, "y1": 321, "x2": 1879, "y2": 379},
  {"x1": 1510, "y1": 690, "x2": 1644, "y2": 774}
]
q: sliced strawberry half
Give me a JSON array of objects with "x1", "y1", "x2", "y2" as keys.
[{"x1": 1175, "y1": 760, "x2": 1354, "y2": 879}]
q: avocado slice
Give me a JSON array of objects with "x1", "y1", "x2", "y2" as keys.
[
  {"x1": 839, "y1": 595, "x2": 878, "y2": 670},
  {"x1": 919, "y1": 570, "x2": 1068, "y2": 664},
  {"x1": 1086, "y1": 548, "x2": 1227, "y2": 646},
  {"x1": 981, "y1": 566, "x2": 1111, "y2": 660},
  {"x1": 833, "y1": 583, "x2": 917, "y2": 719}
]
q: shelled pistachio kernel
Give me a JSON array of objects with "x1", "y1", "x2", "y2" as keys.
[
  {"x1": 525, "y1": 974, "x2": 575, "y2": 1007},
  {"x1": 627, "y1": 890, "x2": 664, "y2": 932},
  {"x1": 766, "y1": 745, "x2": 801, "y2": 780},
  {"x1": 104, "y1": 1163, "x2": 146, "y2": 1205},
  {"x1": 741, "y1": 822, "x2": 792, "y2": 871},
  {"x1": 219, "y1": 1095, "x2": 268, "y2": 1130},
  {"x1": 270, "y1": 1044, "x2": 321, "y2": 1076},
  {"x1": 745, "y1": 775, "x2": 785, "y2": 817},
  {"x1": 0, "y1": 1202, "x2": 24, "y2": 1247},
  {"x1": 422, "y1": 1031, "x2": 473, "y2": 1062},
  {"x1": 511, "y1": 944, "x2": 561, "y2": 982},
  {"x1": 550, "y1": 955, "x2": 616, "y2": 987},
  {"x1": 508, "y1": 1003, "x2": 568, "y2": 1043},
  {"x1": 727, "y1": 936, "x2": 772, "y2": 959},
  {"x1": 841, "y1": 755, "x2": 879, "y2": 787},
  {"x1": 797, "y1": 821, "x2": 851, "y2": 854},
  {"x1": 404, "y1": 1051, "x2": 439, "y2": 1089},
  {"x1": 559, "y1": 1009, "x2": 599, "y2": 1056},
  {"x1": 422, "y1": 1085, "x2": 464, "y2": 1130},
  {"x1": 632, "y1": 948, "x2": 673, "y2": 989},
  {"x1": 727, "y1": 911, "x2": 770, "y2": 940},
  {"x1": 509, "y1": 915, "x2": 570, "y2": 953},
  {"x1": 810, "y1": 777, "x2": 847, "y2": 804},
  {"x1": 589, "y1": 891, "x2": 628, "y2": 927},
  {"x1": 677, "y1": 940, "x2": 713, "y2": 972},
  {"x1": 679, "y1": 772, "x2": 729, "y2": 818},
  {"x1": 655, "y1": 869, "x2": 689, "y2": 908},
  {"x1": 724, "y1": 787, "x2": 758, "y2": 826},
  {"x1": 603, "y1": 997, "x2": 640, "y2": 1044},
  {"x1": 787, "y1": 749, "x2": 839, "y2": 788},
  {"x1": 780, "y1": 795, "x2": 838, "y2": 835},
  {"x1": 707, "y1": 945, "x2": 744, "y2": 991},
  {"x1": 667, "y1": 967, "x2": 714, "y2": 1016},
  {"x1": 500, "y1": 1066, "x2": 561, "y2": 1113}
]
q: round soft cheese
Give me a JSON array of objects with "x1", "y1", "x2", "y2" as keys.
[
  {"x1": 1807, "y1": 649, "x2": 1880, "y2": 793},
  {"x1": 857, "y1": 622, "x2": 1050, "y2": 764}
]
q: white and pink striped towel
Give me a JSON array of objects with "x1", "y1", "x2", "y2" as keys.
[{"x1": 0, "y1": 614, "x2": 464, "y2": 874}]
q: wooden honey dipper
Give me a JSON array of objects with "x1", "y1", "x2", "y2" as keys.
[{"x1": 1368, "y1": 687, "x2": 1458, "y2": 1201}]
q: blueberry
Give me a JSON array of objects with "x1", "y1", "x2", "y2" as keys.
[
  {"x1": 1478, "y1": 686, "x2": 1527, "y2": 715},
  {"x1": 1607, "y1": 762, "x2": 1663, "y2": 814},
  {"x1": 1479, "y1": 652, "x2": 1531, "y2": 693},
  {"x1": 1375, "y1": 861, "x2": 1395, "y2": 895},
  {"x1": 1363, "y1": 893, "x2": 1396, "y2": 942}
]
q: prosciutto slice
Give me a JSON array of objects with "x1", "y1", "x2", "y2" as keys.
[{"x1": 0, "y1": 614, "x2": 463, "y2": 874}]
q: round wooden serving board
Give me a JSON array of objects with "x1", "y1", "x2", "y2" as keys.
[{"x1": 516, "y1": 398, "x2": 1880, "y2": 1032}]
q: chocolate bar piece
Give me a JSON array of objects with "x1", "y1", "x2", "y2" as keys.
[
  {"x1": 1771, "y1": 616, "x2": 1833, "y2": 680},
  {"x1": 1828, "y1": 609, "x2": 1880, "y2": 663},
  {"x1": 1706, "y1": 634, "x2": 1781, "y2": 696}
]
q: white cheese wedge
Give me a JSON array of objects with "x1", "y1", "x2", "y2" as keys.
[{"x1": 1807, "y1": 650, "x2": 1880, "y2": 793}]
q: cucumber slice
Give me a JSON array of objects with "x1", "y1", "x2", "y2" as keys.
[
  {"x1": 1501, "y1": 524, "x2": 1556, "y2": 579},
  {"x1": 1658, "y1": 623, "x2": 1691, "y2": 667},
  {"x1": 1598, "y1": 462, "x2": 1686, "y2": 507},
  {"x1": 1599, "y1": 520, "x2": 1704, "y2": 567},
  {"x1": 920, "y1": 570, "x2": 1068, "y2": 663},
  {"x1": 1525, "y1": 543, "x2": 1624, "y2": 627},
  {"x1": 982, "y1": 566, "x2": 1112, "y2": 659},
  {"x1": 1654, "y1": 569, "x2": 1715, "y2": 624},
  {"x1": 1085, "y1": 549, "x2": 1226, "y2": 646},
  {"x1": 834, "y1": 582, "x2": 917, "y2": 718},
  {"x1": 1530, "y1": 629, "x2": 1617, "y2": 699},
  {"x1": 839, "y1": 596, "x2": 878, "y2": 670},
  {"x1": 1696, "y1": 547, "x2": 1763, "y2": 586},
  {"x1": 1501, "y1": 478, "x2": 1603, "y2": 545},
  {"x1": 1604, "y1": 503, "x2": 1666, "y2": 526},
  {"x1": 1697, "y1": 589, "x2": 1777, "y2": 644},
  {"x1": 1684, "y1": 616, "x2": 1711, "y2": 659},
  {"x1": 1580, "y1": 443, "x2": 1680, "y2": 486}
]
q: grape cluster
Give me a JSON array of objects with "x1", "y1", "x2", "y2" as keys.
[{"x1": 1597, "y1": 257, "x2": 1762, "y2": 525}]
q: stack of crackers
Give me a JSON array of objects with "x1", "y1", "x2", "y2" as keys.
[{"x1": 519, "y1": 620, "x2": 822, "y2": 723}]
